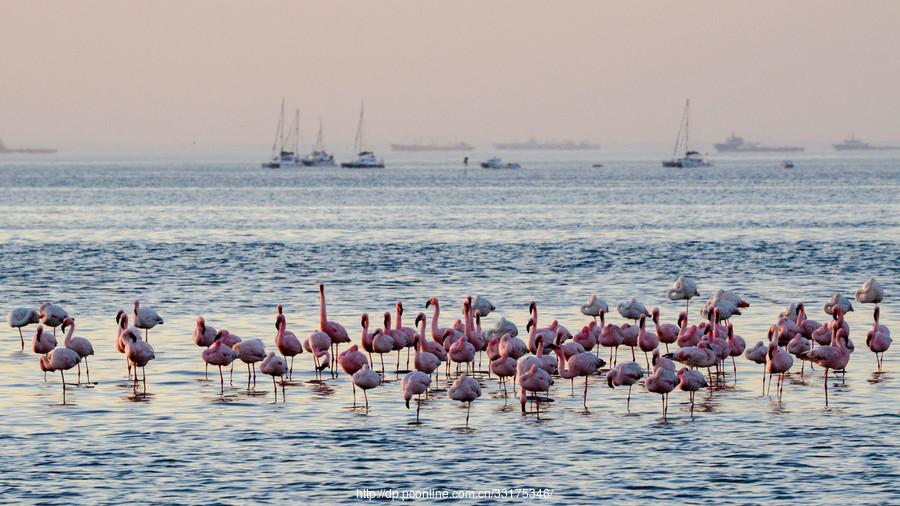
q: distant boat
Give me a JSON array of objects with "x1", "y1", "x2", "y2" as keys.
[
  {"x1": 390, "y1": 141, "x2": 474, "y2": 152},
  {"x1": 714, "y1": 132, "x2": 803, "y2": 153},
  {"x1": 493, "y1": 139, "x2": 600, "y2": 150},
  {"x1": 781, "y1": 160, "x2": 795, "y2": 169},
  {"x1": 341, "y1": 102, "x2": 384, "y2": 169},
  {"x1": 832, "y1": 134, "x2": 900, "y2": 151},
  {"x1": 0, "y1": 138, "x2": 56, "y2": 155},
  {"x1": 480, "y1": 157, "x2": 520, "y2": 169},
  {"x1": 662, "y1": 99, "x2": 710, "y2": 168},
  {"x1": 302, "y1": 117, "x2": 335, "y2": 167},
  {"x1": 261, "y1": 100, "x2": 302, "y2": 169}
]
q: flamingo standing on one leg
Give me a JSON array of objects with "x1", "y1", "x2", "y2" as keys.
[
  {"x1": 413, "y1": 313, "x2": 440, "y2": 383},
  {"x1": 318, "y1": 284, "x2": 350, "y2": 375},
  {"x1": 352, "y1": 364, "x2": 381, "y2": 411},
  {"x1": 668, "y1": 275, "x2": 700, "y2": 315},
  {"x1": 598, "y1": 317, "x2": 624, "y2": 366},
  {"x1": 260, "y1": 352, "x2": 287, "y2": 402},
  {"x1": 192, "y1": 317, "x2": 217, "y2": 379},
  {"x1": 489, "y1": 337, "x2": 517, "y2": 398},
  {"x1": 652, "y1": 308, "x2": 679, "y2": 353},
  {"x1": 233, "y1": 338, "x2": 266, "y2": 389},
  {"x1": 339, "y1": 344, "x2": 369, "y2": 405},
  {"x1": 123, "y1": 330, "x2": 155, "y2": 390},
  {"x1": 448, "y1": 374, "x2": 482, "y2": 428},
  {"x1": 765, "y1": 338, "x2": 793, "y2": 400},
  {"x1": 580, "y1": 294, "x2": 609, "y2": 323},
  {"x1": 39, "y1": 347, "x2": 80, "y2": 404},
  {"x1": 726, "y1": 323, "x2": 746, "y2": 381},
  {"x1": 61, "y1": 317, "x2": 94, "y2": 384},
  {"x1": 304, "y1": 329, "x2": 332, "y2": 380},
  {"x1": 372, "y1": 328, "x2": 394, "y2": 376},
  {"x1": 866, "y1": 306, "x2": 891, "y2": 371},
  {"x1": 8, "y1": 307, "x2": 39, "y2": 350},
  {"x1": 606, "y1": 361, "x2": 643, "y2": 412},
  {"x1": 645, "y1": 362, "x2": 678, "y2": 421},
  {"x1": 395, "y1": 302, "x2": 417, "y2": 370},
  {"x1": 274, "y1": 313, "x2": 302, "y2": 380},
  {"x1": 401, "y1": 370, "x2": 432, "y2": 423},
  {"x1": 38, "y1": 303, "x2": 68, "y2": 336},
  {"x1": 116, "y1": 312, "x2": 141, "y2": 378},
  {"x1": 132, "y1": 300, "x2": 163, "y2": 342},
  {"x1": 637, "y1": 315, "x2": 659, "y2": 371},
  {"x1": 551, "y1": 341, "x2": 604, "y2": 410},
  {"x1": 745, "y1": 337, "x2": 769, "y2": 394},
  {"x1": 676, "y1": 367, "x2": 708, "y2": 418}
]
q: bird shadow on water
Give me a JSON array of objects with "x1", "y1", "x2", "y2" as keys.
[
  {"x1": 123, "y1": 391, "x2": 154, "y2": 403},
  {"x1": 867, "y1": 371, "x2": 890, "y2": 384}
]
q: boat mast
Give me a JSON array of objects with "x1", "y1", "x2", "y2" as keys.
[
  {"x1": 672, "y1": 99, "x2": 688, "y2": 159},
  {"x1": 270, "y1": 98, "x2": 285, "y2": 158},
  {"x1": 315, "y1": 116, "x2": 325, "y2": 150},
  {"x1": 293, "y1": 109, "x2": 301, "y2": 155},
  {"x1": 279, "y1": 98, "x2": 286, "y2": 154},
  {"x1": 684, "y1": 99, "x2": 691, "y2": 153},
  {"x1": 353, "y1": 100, "x2": 365, "y2": 153}
]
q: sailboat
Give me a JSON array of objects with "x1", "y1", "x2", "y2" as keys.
[
  {"x1": 662, "y1": 99, "x2": 710, "y2": 168},
  {"x1": 341, "y1": 101, "x2": 384, "y2": 169},
  {"x1": 261, "y1": 100, "x2": 302, "y2": 169},
  {"x1": 302, "y1": 117, "x2": 336, "y2": 167}
]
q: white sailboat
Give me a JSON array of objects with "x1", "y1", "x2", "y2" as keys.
[
  {"x1": 341, "y1": 101, "x2": 384, "y2": 169},
  {"x1": 302, "y1": 117, "x2": 336, "y2": 167},
  {"x1": 662, "y1": 99, "x2": 710, "y2": 168},
  {"x1": 261, "y1": 100, "x2": 302, "y2": 169}
]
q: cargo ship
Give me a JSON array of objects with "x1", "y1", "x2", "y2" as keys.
[
  {"x1": 0, "y1": 138, "x2": 57, "y2": 154},
  {"x1": 492, "y1": 139, "x2": 600, "y2": 150},
  {"x1": 832, "y1": 134, "x2": 900, "y2": 151},
  {"x1": 390, "y1": 141, "x2": 474, "y2": 152},
  {"x1": 714, "y1": 133, "x2": 804, "y2": 153}
]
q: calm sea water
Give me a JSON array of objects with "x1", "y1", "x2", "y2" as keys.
[{"x1": 1, "y1": 149, "x2": 898, "y2": 504}]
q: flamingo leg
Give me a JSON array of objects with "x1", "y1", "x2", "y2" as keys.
[
  {"x1": 218, "y1": 366, "x2": 224, "y2": 393},
  {"x1": 364, "y1": 389, "x2": 369, "y2": 411},
  {"x1": 583, "y1": 375, "x2": 589, "y2": 410},
  {"x1": 732, "y1": 356, "x2": 737, "y2": 381},
  {"x1": 61, "y1": 371, "x2": 66, "y2": 404},
  {"x1": 230, "y1": 363, "x2": 234, "y2": 385},
  {"x1": 627, "y1": 384, "x2": 632, "y2": 412},
  {"x1": 466, "y1": 402, "x2": 471, "y2": 428},
  {"x1": 76, "y1": 362, "x2": 81, "y2": 385},
  {"x1": 272, "y1": 376, "x2": 277, "y2": 402},
  {"x1": 416, "y1": 395, "x2": 421, "y2": 423},
  {"x1": 85, "y1": 357, "x2": 91, "y2": 384},
  {"x1": 824, "y1": 368, "x2": 829, "y2": 406},
  {"x1": 289, "y1": 356, "x2": 295, "y2": 380},
  {"x1": 18, "y1": 328, "x2": 24, "y2": 350},
  {"x1": 761, "y1": 364, "x2": 766, "y2": 395},
  {"x1": 281, "y1": 377, "x2": 286, "y2": 402}
]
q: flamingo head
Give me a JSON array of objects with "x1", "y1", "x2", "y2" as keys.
[
  {"x1": 488, "y1": 337, "x2": 500, "y2": 348},
  {"x1": 796, "y1": 302, "x2": 805, "y2": 314},
  {"x1": 639, "y1": 314, "x2": 646, "y2": 328},
  {"x1": 115, "y1": 309, "x2": 125, "y2": 324},
  {"x1": 462, "y1": 299, "x2": 470, "y2": 315},
  {"x1": 39, "y1": 354, "x2": 49, "y2": 371},
  {"x1": 318, "y1": 284, "x2": 325, "y2": 294},
  {"x1": 767, "y1": 325, "x2": 776, "y2": 342},
  {"x1": 652, "y1": 307, "x2": 660, "y2": 321},
  {"x1": 874, "y1": 306, "x2": 880, "y2": 323},
  {"x1": 833, "y1": 306, "x2": 844, "y2": 320},
  {"x1": 361, "y1": 313, "x2": 369, "y2": 327},
  {"x1": 133, "y1": 300, "x2": 140, "y2": 311},
  {"x1": 275, "y1": 314, "x2": 285, "y2": 330},
  {"x1": 196, "y1": 317, "x2": 206, "y2": 331},
  {"x1": 474, "y1": 310, "x2": 481, "y2": 325},
  {"x1": 727, "y1": 323, "x2": 734, "y2": 337},
  {"x1": 35, "y1": 325, "x2": 44, "y2": 341},
  {"x1": 383, "y1": 312, "x2": 391, "y2": 328},
  {"x1": 526, "y1": 318, "x2": 534, "y2": 333},
  {"x1": 528, "y1": 300, "x2": 536, "y2": 314},
  {"x1": 396, "y1": 301, "x2": 403, "y2": 315},
  {"x1": 415, "y1": 313, "x2": 425, "y2": 327},
  {"x1": 677, "y1": 312, "x2": 686, "y2": 326},
  {"x1": 606, "y1": 368, "x2": 617, "y2": 388},
  {"x1": 276, "y1": 304, "x2": 283, "y2": 315},
  {"x1": 61, "y1": 317, "x2": 74, "y2": 332}
]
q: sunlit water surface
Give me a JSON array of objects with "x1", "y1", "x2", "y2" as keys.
[{"x1": 1, "y1": 150, "x2": 898, "y2": 504}]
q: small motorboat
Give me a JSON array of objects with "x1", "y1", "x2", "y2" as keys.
[
  {"x1": 781, "y1": 160, "x2": 795, "y2": 169},
  {"x1": 481, "y1": 157, "x2": 521, "y2": 169},
  {"x1": 592, "y1": 163, "x2": 604, "y2": 168},
  {"x1": 341, "y1": 150, "x2": 384, "y2": 169}
]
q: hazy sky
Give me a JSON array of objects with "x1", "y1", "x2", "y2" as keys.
[{"x1": 2, "y1": 0, "x2": 899, "y2": 148}]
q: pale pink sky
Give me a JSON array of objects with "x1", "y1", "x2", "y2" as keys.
[{"x1": 2, "y1": 0, "x2": 899, "y2": 147}]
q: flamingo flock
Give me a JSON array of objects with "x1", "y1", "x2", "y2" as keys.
[{"x1": 5, "y1": 277, "x2": 892, "y2": 423}]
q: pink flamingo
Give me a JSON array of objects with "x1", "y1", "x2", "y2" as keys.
[
  {"x1": 115, "y1": 311, "x2": 141, "y2": 377},
  {"x1": 580, "y1": 294, "x2": 608, "y2": 323},
  {"x1": 637, "y1": 314, "x2": 659, "y2": 370},
  {"x1": 383, "y1": 312, "x2": 409, "y2": 373},
  {"x1": 804, "y1": 324, "x2": 851, "y2": 406},
  {"x1": 359, "y1": 313, "x2": 378, "y2": 364},
  {"x1": 39, "y1": 347, "x2": 80, "y2": 404},
  {"x1": 652, "y1": 349, "x2": 675, "y2": 372},
  {"x1": 646, "y1": 362, "x2": 678, "y2": 421},
  {"x1": 319, "y1": 284, "x2": 350, "y2": 373},
  {"x1": 395, "y1": 302, "x2": 417, "y2": 368},
  {"x1": 525, "y1": 316, "x2": 555, "y2": 358},
  {"x1": 598, "y1": 320, "x2": 624, "y2": 366},
  {"x1": 352, "y1": 364, "x2": 381, "y2": 411},
  {"x1": 233, "y1": 338, "x2": 266, "y2": 388},
  {"x1": 795, "y1": 303, "x2": 820, "y2": 339},
  {"x1": 866, "y1": 306, "x2": 891, "y2": 371},
  {"x1": 192, "y1": 317, "x2": 217, "y2": 378},
  {"x1": 665, "y1": 339, "x2": 717, "y2": 386},
  {"x1": 32, "y1": 324, "x2": 57, "y2": 380},
  {"x1": 274, "y1": 313, "x2": 302, "y2": 380},
  {"x1": 745, "y1": 334, "x2": 769, "y2": 394},
  {"x1": 304, "y1": 329, "x2": 332, "y2": 380},
  {"x1": 519, "y1": 363, "x2": 552, "y2": 416},
  {"x1": 123, "y1": 329, "x2": 155, "y2": 387},
  {"x1": 619, "y1": 323, "x2": 639, "y2": 361},
  {"x1": 765, "y1": 337, "x2": 793, "y2": 399},
  {"x1": 668, "y1": 275, "x2": 700, "y2": 314},
  {"x1": 527, "y1": 301, "x2": 556, "y2": 353},
  {"x1": 202, "y1": 339, "x2": 238, "y2": 393},
  {"x1": 677, "y1": 367, "x2": 708, "y2": 418},
  {"x1": 413, "y1": 313, "x2": 441, "y2": 382},
  {"x1": 500, "y1": 332, "x2": 528, "y2": 360},
  {"x1": 449, "y1": 327, "x2": 476, "y2": 376},
  {"x1": 787, "y1": 332, "x2": 813, "y2": 375},
  {"x1": 372, "y1": 328, "x2": 394, "y2": 375},
  {"x1": 215, "y1": 330, "x2": 242, "y2": 384},
  {"x1": 132, "y1": 300, "x2": 163, "y2": 342},
  {"x1": 726, "y1": 323, "x2": 746, "y2": 379},
  {"x1": 7, "y1": 307, "x2": 39, "y2": 350},
  {"x1": 676, "y1": 312, "x2": 702, "y2": 348},
  {"x1": 489, "y1": 337, "x2": 518, "y2": 397},
  {"x1": 259, "y1": 352, "x2": 287, "y2": 402},
  {"x1": 606, "y1": 361, "x2": 643, "y2": 412},
  {"x1": 551, "y1": 340, "x2": 604, "y2": 409},
  {"x1": 425, "y1": 297, "x2": 463, "y2": 345},
  {"x1": 61, "y1": 317, "x2": 94, "y2": 384},
  {"x1": 38, "y1": 302, "x2": 68, "y2": 336},
  {"x1": 652, "y1": 308, "x2": 679, "y2": 353},
  {"x1": 573, "y1": 321, "x2": 598, "y2": 352},
  {"x1": 448, "y1": 374, "x2": 482, "y2": 428},
  {"x1": 401, "y1": 370, "x2": 432, "y2": 423},
  {"x1": 339, "y1": 344, "x2": 369, "y2": 405}
]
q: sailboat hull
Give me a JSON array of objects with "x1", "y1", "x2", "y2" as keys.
[{"x1": 340, "y1": 162, "x2": 385, "y2": 169}]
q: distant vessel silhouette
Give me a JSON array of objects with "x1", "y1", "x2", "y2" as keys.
[
  {"x1": 492, "y1": 139, "x2": 600, "y2": 150},
  {"x1": 341, "y1": 101, "x2": 384, "y2": 169},
  {"x1": 714, "y1": 132, "x2": 803, "y2": 153},
  {"x1": 832, "y1": 134, "x2": 899, "y2": 151},
  {"x1": 261, "y1": 99, "x2": 302, "y2": 169},
  {"x1": 0, "y1": 138, "x2": 56, "y2": 154},
  {"x1": 662, "y1": 99, "x2": 709, "y2": 168}
]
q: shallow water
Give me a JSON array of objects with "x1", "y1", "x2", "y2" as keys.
[{"x1": 1, "y1": 150, "x2": 898, "y2": 504}]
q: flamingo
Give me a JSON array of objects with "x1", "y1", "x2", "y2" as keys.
[
  {"x1": 664, "y1": 339, "x2": 717, "y2": 386},
  {"x1": 486, "y1": 316, "x2": 518, "y2": 340},
  {"x1": 855, "y1": 277, "x2": 884, "y2": 305},
  {"x1": 606, "y1": 361, "x2": 643, "y2": 411},
  {"x1": 803, "y1": 324, "x2": 851, "y2": 406},
  {"x1": 233, "y1": 338, "x2": 266, "y2": 388},
  {"x1": 38, "y1": 303, "x2": 68, "y2": 336},
  {"x1": 372, "y1": 328, "x2": 394, "y2": 375},
  {"x1": 352, "y1": 364, "x2": 381, "y2": 411},
  {"x1": 61, "y1": 317, "x2": 94, "y2": 384},
  {"x1": 726, "y1": 323, "x2": 746, "y2": 380},
  {"x1": 824, "y1": 291, "x2": 853, "y2": 316},
  {"x1": 637, "y1": 314, "x2": 659, "y2": 370},
  {"x1": 471, "y1": 295, "x2": 496, "y2": 317},
  {"x1": 675, "y1": 312, "x2": 702, "y2": 348},
  {"x1": 519, "y1": 363, "x2": 552, "y2": 416},
  {"x1": 787, "y1": 332, "x2": 813, "y2": 375},
  {"x1": 338, "y1": 344, "x2": 369, "y2": 405},
  {"x1": 304, "y1": 329, "x2": 332, "y2": 380},
  {"x1": 866, "y1": 306, "x2": 891, "y2": 371},
  {"x1": 319, "y1": 284, "x2": 350, "y2": 373},
  {"x1": 7, "y1": 307, "x2": 39, "y2": 350},
  {"x1": 274, "y1": 313, "x2": 302, "y2": 380},
  {"x1": 39, "y1": 347, "x2": 80, "y2": 404},
  {"x1": 527, "y1": 301, "x2": 557, "y2": 350},
  {"x1": 395, "y1": 302, "x2": 417, "y2": 368},
  {"x1": 215, "y1": 330, "x2": 242, "y2": 383},
  {"x1": 619, "y1": 322, "x2": 639, "y2": 361},
  {"x1": 676, "y1": 367, "x2": 708, "y2": 418},
  {"x1": 32, "y1": 324, "x2": 57, "y2": 358},
  {"x1": 449, "y1": 327, "x2": 476, "y2": 376},
  {"x1": 551, "y1": 341, "x2": 604, "y2": 409},
  {"x1": 132, "y1": 300, "x2": 163, "y2": 341},
  {"x1": 668, "y1": 275, "x2": 700, "y2": 314},
  {"x1": 580, "y1": 295, "x2": 609, "y2": 323},
  {"x1": 413, "y1": 313, "x2": 441, "y2": 382},
  {"x1": 795, "y1": 303, "x2": 820, "y2": 339},
  {"x1": 489, "y1": 337, "x2": 518, "y2": 397},
  {"x1": 382, "y1": 312, "x2": 409, "y2": 373},
  {"x1": 765, "y1": 338, "x2": 793, "y2": 400},
  {"x1": 573, "y1": 322, "x2": 598, "y2": 352},
  {"x1": 745, "y1": 337, "x2": 769, "y2": 394},
  {"x1": 652, "y1": 308, "x2": 679, "y2": 353},
  {"x1": 598, "y1": 318, "x2": 624, "y2": 366},
  {"x1": 448, "y1": 374, "x2": 482, "y2": 428},
  {"x1": 259, "y1": 352, "x2": 287, "y2": 402},
  {"x1": 192, "y1": 317, "x2": 217, "y2": 378},
  {"x1": 646, "y1": 362, "x2": 678, "y2": 421},
  {"x1": 652, "y1": 349, "x2": 675, "y2": 372},
  {"x1": 425, "y1": 297, "x2": 463, "y2": 345},
  {"x1": 123, "y1": 329, "x2": 155, "y2": 387},
  {"x1": 499, "y1": 332, "x2": 528, "y2": 360},
  {"x1": 401, "y1": 370, "x2": 431, "y2": 423},
  {"x1": 202, "y1": 340, "x2": 238, "y2": 393},
  {"x1": 617, "y1": 298, "x2": 650, "y2": 323},
  {"x1": 359, "y1": 313, "x2": 378, "y2": 364},
  {"x1": 115, "y1": 312, "x2": 141, "y2": 377},
  {"x1": 776, "y1": 315, "x2": 802, "y2": 347}
]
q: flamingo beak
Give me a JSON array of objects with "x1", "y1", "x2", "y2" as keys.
[
  {"x1": 425, "y1": 299, "x2": 432, "y2": 309},
  {"x1": 405, "y1": 399, "x2": 410, "y2": 409}
]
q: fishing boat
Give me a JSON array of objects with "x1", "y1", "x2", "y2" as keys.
[
  {"x1": 480, "y1": 157, "x2": 521, "y2": 169},
  {"x1": 662, "y1": 99, "x2": 710, "y2": 168},
  {"x1": 261, "y1": 100, "x2": 302, "y2": 169},
  {"x1": 341, "y1": 102, "x2": 384, "y2": 169},
  {"x1": 781, "y1": 160, "x2": 795, "y2": 169},
  {"x1": 302, "y1": 117, "x2": 336, "y2": 167}
]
